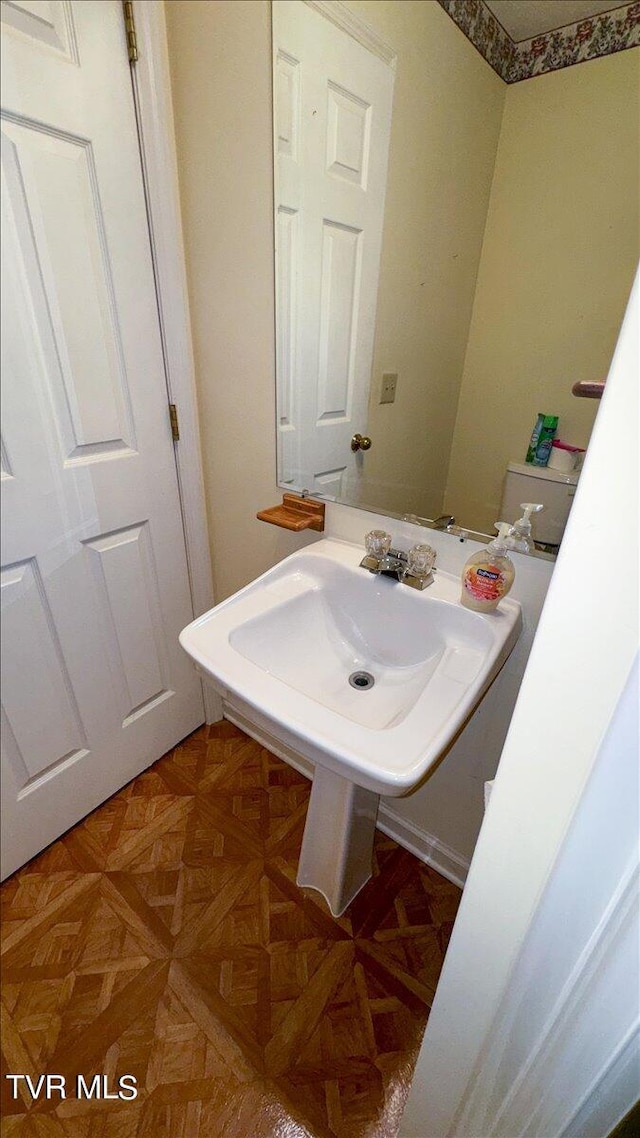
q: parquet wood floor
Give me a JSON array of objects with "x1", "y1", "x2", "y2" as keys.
[{"x1": 0, "y1": 722, "x2": 461, "y2": 1138}]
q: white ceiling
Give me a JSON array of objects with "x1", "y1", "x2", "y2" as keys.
[{"x1": 484, "y1": 0, "x2": 625, "y2": 42}]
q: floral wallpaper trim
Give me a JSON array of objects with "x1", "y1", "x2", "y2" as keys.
[
  {"x1": 437, "y1": 0, "x2": 515, "y2": 80},
  {"x1": 437, "y1": 0, "x2": 640, "y2": 83}
]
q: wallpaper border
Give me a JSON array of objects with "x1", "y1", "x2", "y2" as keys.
[{"x1": 437, "y1": 0, "x2": 640, "y2": 83}]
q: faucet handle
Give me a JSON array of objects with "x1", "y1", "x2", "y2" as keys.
[
  {"x1": 406, "y1": 543, "x2": 436, "y2": 579},
  {"x1": 364, "y1": 530, "x2": 392, "y2": 560}
]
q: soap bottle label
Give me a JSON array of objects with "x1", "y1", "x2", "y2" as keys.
[{"x1": 464, "y1": 563, "x2": 505, "y2": 603}]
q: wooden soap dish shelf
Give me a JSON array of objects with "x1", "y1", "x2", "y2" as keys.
[{"x1": 257, "y1": 493, "x2": 325, "y2": 532}]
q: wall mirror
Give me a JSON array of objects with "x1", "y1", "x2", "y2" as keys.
[{"x1": 272, "y1": 0, "x2": 638, "y2": 544}]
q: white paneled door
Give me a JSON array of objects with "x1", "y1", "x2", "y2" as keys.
[
  {"x1": 273, "y1": 1, "x2": 394, "y2": 501},
  {"x1": 0, "y1": 1, "x2": 204, "y2": 878}
]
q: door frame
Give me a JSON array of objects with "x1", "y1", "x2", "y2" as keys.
[
  {"x1": 304, "y1": 0, "x2": 397, "y2": 67},
  {"x1": 129, "y1": 1, "x2": 221, "y2": 722}
]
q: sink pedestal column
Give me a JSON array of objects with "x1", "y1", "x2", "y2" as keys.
[{"x1": 296, "y1": 766, "x2": 380, "y2": 917}]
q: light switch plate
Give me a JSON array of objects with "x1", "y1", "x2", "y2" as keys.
[{"x1": 380, "y1": 372, "x2": 398, "y2": 404}]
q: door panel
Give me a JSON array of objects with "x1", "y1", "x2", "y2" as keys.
[
  {"x1": 317, "y1": 219, "x2": 362, "y2": 422},
  {"x1": 1, "y1": 0, "x2": 204, "y2": 878},
  {"x1": 1, "y1": 0, "x2": 78, "y2": 60},
  {"x1": 1, "y1": 558, "x2": 88, "y2": 781}
]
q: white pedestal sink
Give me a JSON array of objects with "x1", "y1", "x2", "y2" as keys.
[
  {"x1": 180, "y1": 539, "x2": 522, "y2": 915},
  {"x1": 297, "y1": 766, "x2": 379, "y2": 915}
]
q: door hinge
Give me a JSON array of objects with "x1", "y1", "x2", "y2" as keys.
[
  {"x1": 169, "y1": 403, "x2": 180, "y2": 442},
  {"x1": 123, "y1": 1, "x2": 138, "y2": 64}
]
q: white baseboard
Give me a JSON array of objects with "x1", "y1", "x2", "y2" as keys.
[
  {"x1": 223, "y1": 702, "x2": 316, "y2": 780},
  {"x1": 378, "y1": 805, "x2": 469, "y2": 889},
  {"x1": 223, "y1": 702, "x2": 469, "y2": 889}
]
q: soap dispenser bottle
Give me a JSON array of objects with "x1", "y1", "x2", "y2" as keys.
[
  {"x1": 508, "y1": 503, "x2": 543, "y2": 554},
  {"x1": 460, "y1": 523, "x2": 515, "y2": 613}
]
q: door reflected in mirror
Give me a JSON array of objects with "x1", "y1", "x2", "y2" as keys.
[{"x1": 272, "y1": 0, "x2": 638, "y2": 541}]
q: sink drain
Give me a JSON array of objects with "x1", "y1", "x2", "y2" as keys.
[{"x1": 348, "y1": 670, "x2": 375, "y2": 691}]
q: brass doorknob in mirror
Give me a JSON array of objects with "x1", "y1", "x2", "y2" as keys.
[{"x1": 351, "y1": 433, "x2": 372, "y2": 452}]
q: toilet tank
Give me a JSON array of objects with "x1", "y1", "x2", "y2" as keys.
[{"x1": 500, "y1": 461, "x2": 580, "y2": 548}]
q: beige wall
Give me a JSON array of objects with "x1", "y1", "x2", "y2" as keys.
[
  {"x1": 344, "y1": 1, "x2": 505, "y2": 517},
  {"x1": 165, "y1": 0, "x2": 316, "y2": 602},
  {"x1": 167, "y1": 2, "x2": 639, "y2": 592},
  {"x1": 445, "y1": 48, "x2": 639, "y2": 534}
]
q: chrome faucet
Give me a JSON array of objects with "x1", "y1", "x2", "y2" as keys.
[
  {"x1": 432, "y1": 514, "x2": 455, "y2": 530},
  {"x1": 361, "y1": 546, "x2": 407, "y2": 580},
  {"x1": 360, "y1": 531, "x2": 436, "y2": 591}
]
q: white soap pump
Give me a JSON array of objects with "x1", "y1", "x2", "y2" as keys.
[{"x1": 508, "y1": 503, "x2": 544, "y2": 554}]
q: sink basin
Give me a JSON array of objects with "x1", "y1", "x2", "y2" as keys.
[
  {"x1": 180, "y1": 538, "x2": 522, "y2": 796},
  {"x1": 180, "y1": 538, "x2": 521, "y2": 914}
]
